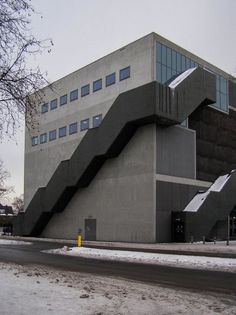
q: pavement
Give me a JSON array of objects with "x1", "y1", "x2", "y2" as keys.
[
  {"x1": 1, "y1": 235, "x2": 236, "y2": 258},
  {"x1": 0, "y1": 239, "x2": 236, "y2": 295}
]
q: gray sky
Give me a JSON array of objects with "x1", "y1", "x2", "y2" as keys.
[{"x1": 0, "y1": 0, "x2": 236, "y2": 203}]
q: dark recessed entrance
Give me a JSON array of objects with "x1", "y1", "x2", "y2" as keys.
[
  {"x1": 85, "y1": 219, "x2": 96, "y2": 241},
  {"x1": 171, "y1": 212, "x2": 186, "y2": 242},
  {"x1": 230, "y1": 208, "x2": 236, "y2": 239}
]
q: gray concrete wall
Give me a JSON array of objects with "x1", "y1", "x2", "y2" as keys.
[
  {"x1": 156, "y1": 125, "x2": 196, "y2": 179},
  {"x1": 24, "y1": 34, "x2": 155, "y2": 208},
  {"x1": 42, "y1": 124, "x2": 157, "y2": 243}
]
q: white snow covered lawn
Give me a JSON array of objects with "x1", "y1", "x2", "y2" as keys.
[
  {"x1": 0, "y1": 262, "x2": 236, "y2": 315},
  {"x1": 0, "y1": 239, "x2": 32, "y2": 245},
  {"x1": 46, "y1": 246, "x2": 236, "y2": 273}
]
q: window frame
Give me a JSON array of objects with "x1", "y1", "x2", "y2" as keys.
[
  {"x1": 81, "y1": 84, "x2": 90, "y2": 97},
  {"x1": 119, "y1": 66, "x2": 130, "y2": 81},
  {"x1": 50, "y1": 99, "x2": 58, "y2": 110},
  {"x1": 32, "y1": 136, "x2": 38, "y2": 146},
  {"x1": 40, "y1": 133, "x2": 47, "y2": 144},
  {"x1": 41, "y1": 103, "x2": 48, "y2": 114},
  {"x1": 93, "y1": 79, "x2": 102, "y2": 92},
  {"x1": 80, "y1": 118, "x2": 89, "y2": 131},
  {"x1": 92, "y1": 114, "x2": 103, "y2": 128},
  {"x1": 60, "y1": 94, "x2": 67, "y2": 106},
  {"x1": 69, "y1": 122, "x2": 78, "y2": 135},
  {"x1": 106, "y1": 73, "x2": 116, "y2": 87},
  {"x1": 49, "y1": 129, "x2": 57, "y2": 141},
  {"x1": 70, "y1": 89, "x2": 78, "y2": 102},
  {"x1": 59, "y1": 126, "x2": 67, "y2": 138}
]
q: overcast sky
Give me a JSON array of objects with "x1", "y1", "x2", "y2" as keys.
[{"x1": 0, "y1": 0, "x2": 236, "y2": 204}]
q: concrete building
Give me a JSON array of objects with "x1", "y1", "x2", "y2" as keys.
[{"x1": 14, "y1": 32, "x2": 236, "y2": 242}]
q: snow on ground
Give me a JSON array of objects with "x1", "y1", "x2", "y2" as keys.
[
  {"x1": 0, "y1": 239, "x2": 32, "y2": 245},
  {"x1": 0, "y1": 262, "x2": 236, "y2": 315},
  {"x1": 81, "y1": 240, "x2": 236, "y2": 255},
  {"x1": 46, "y1": 246, "x2": 236, "y2": 273}
]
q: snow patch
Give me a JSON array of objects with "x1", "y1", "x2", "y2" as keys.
[
  {"x1": 0, "y1": 262, "x2": 236, "y2": 315},
  {"x1": 183, "y1": 172, "x2": 233, "y2": 212},
  {"x1": 45, "y1": 246, "x2": 236, "y2": 273},
  {"x1": 0, "y1": 239, "x2": 32, "y2": 245},
  {"x1": 168, "y1": 67, "x2": 196, "y2": 89}
]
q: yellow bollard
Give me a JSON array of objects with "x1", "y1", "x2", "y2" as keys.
[{"x1": 77, "y1": 234, "x2": 82, "y2": 247}]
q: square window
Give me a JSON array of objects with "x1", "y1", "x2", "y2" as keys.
[
  {"x1": 59, "y1": 126, "x2": 67, "y2": 138},
  {"x1": 120, "y1": 66, "x2": 130, "y2": 81},
  {"x1": 80, "y1": 118, "x2": 89, "y2": 131},
  {"x1": 41, "y1": 103, "x2": 48, "y2": 114},
  {"x1": 60, "y1": 94, "x2": 67, "y2": 106},
  {"x1": 69, "y1": 122, "x2": 78, "y2": 135},
  {"x1": 50, "y1": 99, "x2": 57, "y2": 110},
  {"x1": 106, "y1": 73, "x2": 116, "y2": 86},
  {"x1": 93, "y1": 79, "x2": 102, "y2": 92},
  {"x1": 40, "y1": 133, "x2": 47, "y2": 144},
  {"x1": 49, "y1": 129, "x2": 57, "y2": 141},
  {"x1": 32, "y1": 136, "x2": 38, "y2": 146},
  {"x1": 81, "y1": 84, "x2": 90, "y2": 97},
  {"x1": 70, "y1": 89, "x2": 78, "y2": 102},
  {"x1": 93, "y1": 114, "x2": 102, "y2": 128}
]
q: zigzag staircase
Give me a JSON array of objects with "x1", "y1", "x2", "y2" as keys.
[{"x1": 14, "y1": 67, "x2": 215, "y2": 236}]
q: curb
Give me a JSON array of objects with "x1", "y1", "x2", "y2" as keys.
[{"x1": 1, "y1": 236, "x2": 236, "y2": 259}]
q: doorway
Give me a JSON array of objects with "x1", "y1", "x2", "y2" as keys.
[
  {"x1": 230, "y1": 208, "x2": 236, "y2": 239},
  {"x1": 85, "y1": 219, "x2": 96, "y2": 241}
]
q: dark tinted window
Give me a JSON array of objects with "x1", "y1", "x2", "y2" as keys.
[
  {"x1": 50, "y1": 99, "x2": 57, "y2": 110},
  {"x1": 32, "y1": 136, "x2": 38, "y2": 146},
  {"x1": 93, "y1": 114, "x2": 102, "y2": 128},
  {"x1": 59, "y1": 126, "x2": 67, "y2": 138},
  {"x1": 41, "y1": 103, "x2": 48, "y2": 114},
  {"x1": 40, "y1": 133, "x2": 47, "y2": 144},
  {"x1": 69, "y1": 122, "x2": 78, "y2": 135},
  {"x1": 81, "y1": 84, "x2": 90, "y2": 97},
  {"x1": 119, "y1": 66, "x2": 130, "y2": 81},
  {"x1": 60, "y1": 94, "x2": 67, "y2": 106},
  {"x1": 106, "y1": 73, "x2": 116, "y2": 86},
  {"x1": 49, "y1": 129, "x2": 57, "y2": 141},
  {"x1": 80, "y1": 118, "x2": 89, "y2": 131},
  {"x1": 93, "y1": 79, "x2": 102, "y2": 92},
  {"x1": 70, "y1": 89, "x2": 78, "y2": 102}
]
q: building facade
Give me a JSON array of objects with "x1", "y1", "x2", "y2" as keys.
[{"x1": 15, "y1": 33, "x2": 236, "y2": 242}]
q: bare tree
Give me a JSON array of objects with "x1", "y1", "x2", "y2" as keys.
[
  {"x1": 0, "y1": 159, "x2": 13, "y2": 201},
  {"x1": 0, "y1": 0, "x2": 52, "y2": 139},
  {"x1": 12, "y1": 194, "x2": 24, "y2": 214}
]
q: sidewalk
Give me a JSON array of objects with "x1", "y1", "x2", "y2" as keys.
[{"x1": 1, "y1": 235, "x2": 236, "y2": 258}]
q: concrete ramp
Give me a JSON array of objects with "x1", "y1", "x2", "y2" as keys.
[{"x1": 183, "y1": 170, "x2": 236, "y2": 240}]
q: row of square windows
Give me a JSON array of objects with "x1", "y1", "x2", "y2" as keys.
[
  {"x1": 41, "y1": 66, "x2": 131, "y2": 113},
  {"x1": 32, "y1": 114, "x2": 102, "y2": 146}
]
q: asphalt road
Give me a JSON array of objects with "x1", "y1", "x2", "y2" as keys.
[{"x1": 0, "y1": 241, "x2": 236, "y2": 296}]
